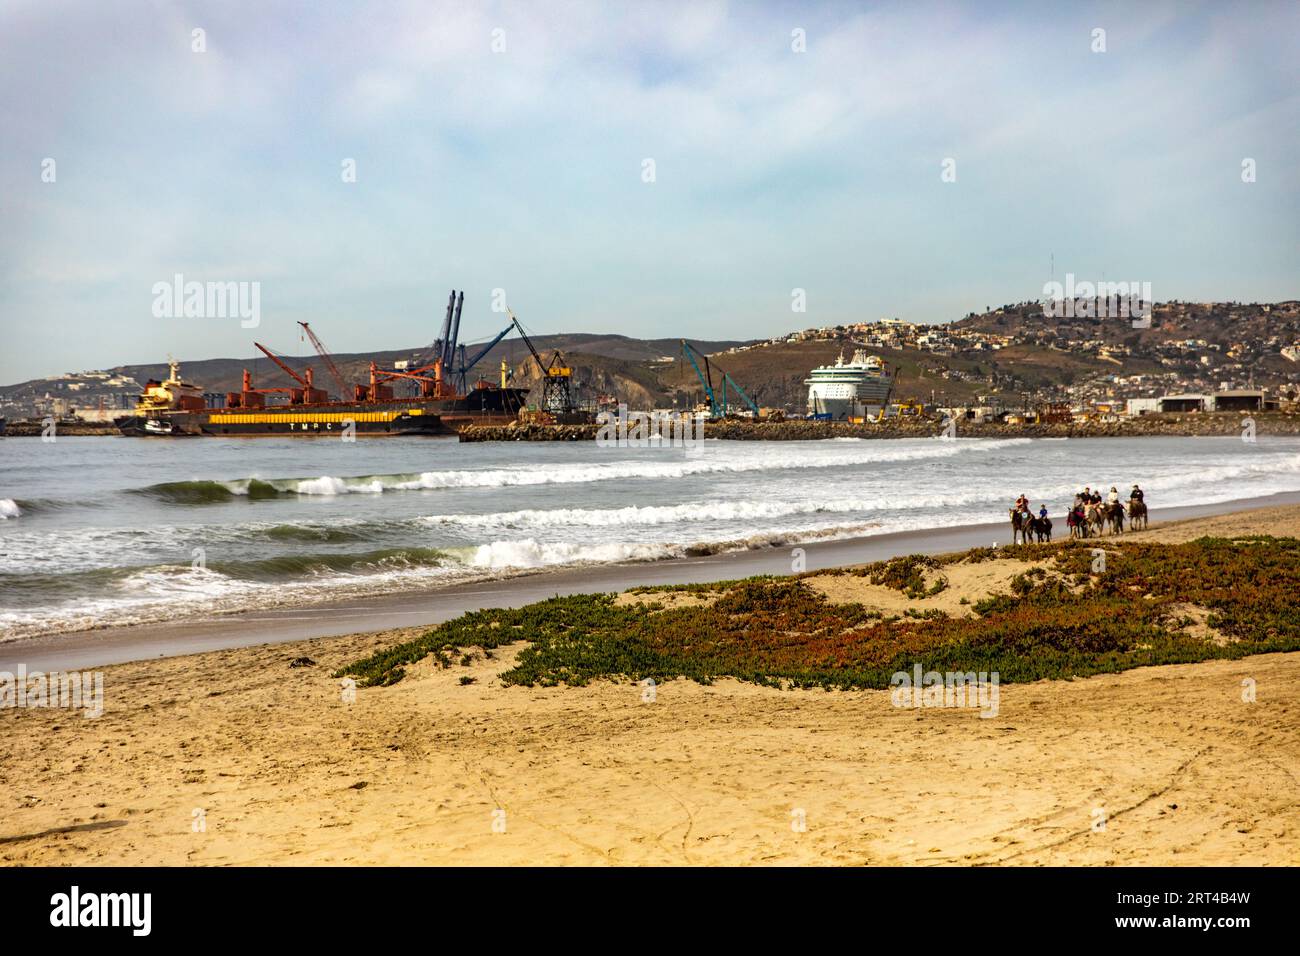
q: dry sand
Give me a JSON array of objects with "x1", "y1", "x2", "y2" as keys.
[{"x1": 3, "y1": 507, "x2": 1299, "y2": 866}]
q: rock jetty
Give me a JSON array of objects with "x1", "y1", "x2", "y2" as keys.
[{"x1": 459, "y1": 411, "x2": 1300, "y2": 442}]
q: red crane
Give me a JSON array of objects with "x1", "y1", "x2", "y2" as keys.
[
  {"x1": 254, "y1": 342, "x2": 311, "y2": 389},
  {"x1": 297, "y1": 322, "x2": 350, "y2": 399}
]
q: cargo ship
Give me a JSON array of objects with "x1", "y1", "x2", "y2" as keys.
[
  {"x1": 805, "y1": 349, "x2": 895, "y2": 420},
  {"x1": 118, "y1": 291, "x2": 532, "y2": 437}
]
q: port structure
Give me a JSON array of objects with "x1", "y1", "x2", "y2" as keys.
[
  {"x1": 358, "y1": 291, "x2": 470, "y2": 401},
  {"x1": 451, "y1": 320, "x2": 517, "y2": 394},
  {"x1": 508, "y1": 309, "x2": 575, "y2": 415},
  {"x1": 251, "y1": 342, "x2": 329, "y2": 404},
  {"x1": 297, "y1": 322, "x2": 351, "y2": 399},
  {"x1": 224, "y1": 343, "x2": 330, "y2": 409},
  {"x1": 234, "y1": 291, "x2": 535, "y2": 410},
  {"x1": 363, "y1": 291, "x2": 524, "y2": 402},
  {"x1": 680, "y1": 340, "x2": 759, "y2": 419}
]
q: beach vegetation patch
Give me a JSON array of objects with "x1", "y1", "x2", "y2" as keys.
[{"x1": 337, "y1": 537, "x2": 1300, "y2": 690}]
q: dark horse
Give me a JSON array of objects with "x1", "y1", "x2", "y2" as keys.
[
  {"x1": 1128, "y1": 499, "x2": 1148, "y2": 531},
  {"x1": 1028, "y1": 514, "x2": 1053, "y2": 543},
  {"x1": 1009, "y1": 508, "x2": 1030, "y2": 545},
  {"x1": 1104, "y1": 501, "x2": 1125, "y2": 534}
]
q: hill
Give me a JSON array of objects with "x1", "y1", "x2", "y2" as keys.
[{"x1": 6, "y1": 299, "x2": 1299, "y2": 420}]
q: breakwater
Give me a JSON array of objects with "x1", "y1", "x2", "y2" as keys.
[
  {"x1": 3, "y1": 420, "x2": 120, "y2": 437},
  {"x1": 459, "y1": 412, "x2": 1300, "y2": 442}
]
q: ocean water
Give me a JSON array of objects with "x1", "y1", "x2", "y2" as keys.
[{"x1": 2, "y1": 434, "x2": 1299, "y2": 640}]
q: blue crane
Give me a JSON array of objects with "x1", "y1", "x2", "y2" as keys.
[
  {"x1": 680, "y1": 340, "x2": 759, "y2": 418},
  {"x1": 454, "y1": 322, "x2": 516, "y2": 393}
]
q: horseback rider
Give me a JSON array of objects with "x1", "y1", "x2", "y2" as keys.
[
  {"x1": 1015, "y1": 493, "x2": 1029, "y2": 514},
  {"x1": 1038, "y1": 503, "x2": 1048, "y2": 520},
  {"x1": 1072, "y1": 499, "x2": 1088, "y2": 536},
  {"x1": 1107, "y1": 486, "x2": 1120, "y2": 505},
  {"x1": 1130, "y1": 484, "x2": 1144, "y2": 503}
]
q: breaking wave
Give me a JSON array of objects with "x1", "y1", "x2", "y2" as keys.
[
  {"x1": 127, "y1": 438, "x2": 1034, "y2": 503},
  {"x1": 0, "y1": 522, "x2": 882, "y2": 640},
  {"x1": 131, "y1": 479, "x2": 282, "y2": 504},
  {"x1": 0, "y1": 499, "x2": 20, "y2": 519}
]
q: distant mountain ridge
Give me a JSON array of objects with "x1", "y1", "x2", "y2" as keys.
[{"x1": 5, "y1": 300, "x2": 1298, "y2": 418}]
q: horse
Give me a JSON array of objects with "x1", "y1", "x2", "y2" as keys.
[
  {"x1": 1009, "y1": 508, "x2": 1030, "y2": 545},
  {"x1": 1029, "y1": 514, "x2": 1053, "y2": 543},
  {"x1": 1128, "y1": 498, "x2": 1148, "y2": 531},
  {"x1": 1086, "y1": 502, "x2": 1106, "y2": 537},
  {"x1": 1104, "y1": 501, "x2": 1125, "y2": 535}
]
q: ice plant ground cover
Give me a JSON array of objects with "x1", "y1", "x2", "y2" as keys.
[{"x1": 337, "y1": 538, "x2": 1300, "y2": 691}]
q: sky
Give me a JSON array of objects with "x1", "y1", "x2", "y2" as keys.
[{"x1": 1, "y1": 0, "x2": 1297, "y2": 383}]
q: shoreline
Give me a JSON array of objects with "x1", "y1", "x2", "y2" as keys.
[{"x1": 6, "y1": 488, "x2": 1300, "y2": 673}]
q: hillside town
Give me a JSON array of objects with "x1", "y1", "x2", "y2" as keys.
[{"x1": 720, "y1": 299, "x2": 1300, "y2": 422}]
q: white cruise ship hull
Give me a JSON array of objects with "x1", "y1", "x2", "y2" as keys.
[{"x1": 805, "y1": 350, "x2": 895, "y2": 419}]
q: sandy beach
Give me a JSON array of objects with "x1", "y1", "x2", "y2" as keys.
[{"x1": 3, "y1": 502, "x2": 1299, "y2": 866}]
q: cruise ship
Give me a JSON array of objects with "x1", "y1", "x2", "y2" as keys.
[{"x1": 805, "y1": 349, "x2": 895, "y2": 420}]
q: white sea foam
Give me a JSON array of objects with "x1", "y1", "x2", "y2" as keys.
[
  {"x1": 418, "y1": 495, "x2": 997, "y2": 530},
  {"x1": 465, "y1": 538, "x2": 679, "y2": 569},
  {"x1": 221, "y1": 438, "x2": 1036, "y2": 497},
  {"x1": 0, "y1": 499, "x2": 20, "y2": 519}
]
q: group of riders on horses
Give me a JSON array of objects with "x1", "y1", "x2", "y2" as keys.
[{"x1": 1010, "y1": 485, "x2": 1149, "y2": 543}]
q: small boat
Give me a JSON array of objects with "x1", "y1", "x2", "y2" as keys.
[{"x1": 143, "y1": 419, "x2": 175, "y2": 436}]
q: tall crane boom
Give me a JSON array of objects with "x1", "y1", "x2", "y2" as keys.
[
  {"x1": 681, "y1": 340, "x2": 758, "y2": 418},
  {"x1": 508, "y1": 309, "x2": 574, "y2": 414},
  {"x1": 681, "y1": 340, "x2": 718, "y2": 416},
  {"x1": 456, "y1": 322, "x2": 516, "y2": 392},
  {"x1": 254, "y1": 342, "x2": 308, "y2": 388},
  {"x1": 508, "y1": 310, "x2": 549, "y2": 376},
  {"x1": 297, "y1": 322, "x2": 349, "y2": 398}
]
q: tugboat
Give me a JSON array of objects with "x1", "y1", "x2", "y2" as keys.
[{"x1": 117, "y1": 359, "x2": 207, "y2": 436}]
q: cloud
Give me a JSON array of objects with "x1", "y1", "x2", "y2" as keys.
[{"x1": 0, "y1": 0, "x2": 1297, "y2": 382}]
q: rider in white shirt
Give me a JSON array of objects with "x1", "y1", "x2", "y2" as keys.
[{"x1": 1107, "y1": 486, "x2": 1120, "y2": 505}]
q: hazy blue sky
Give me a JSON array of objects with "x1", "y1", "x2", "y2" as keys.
[{"x1": 2, "y1": 0, "x2": 1297, "y2": 383}]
